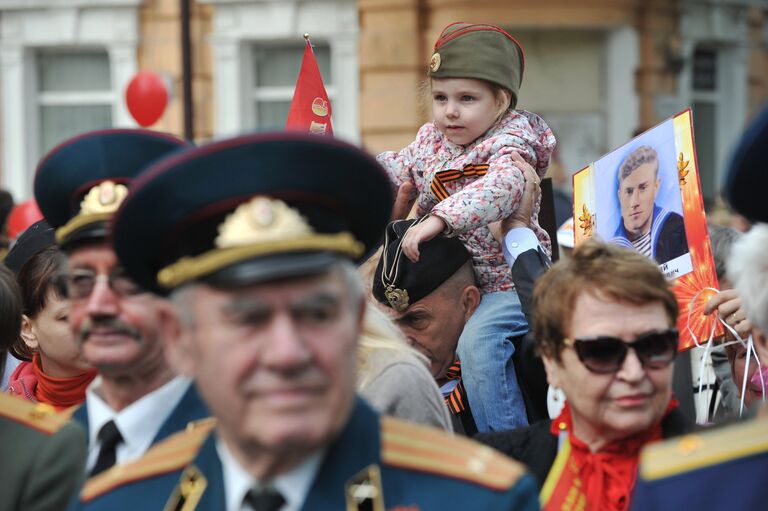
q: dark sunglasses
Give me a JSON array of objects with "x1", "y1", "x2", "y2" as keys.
[{"x1": 564, "y1": 328, "x2": 679, "y2": 374}]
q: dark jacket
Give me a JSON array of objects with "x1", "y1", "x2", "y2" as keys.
[
  {"x1": 0, "y1": 393, "x2": 87, "y2": 511},
  {"x1": 611, "y1": 205, "x2": 688, "y2": 265},
  {"x1": 476, "y1": 407, "x2": 694, "y2": 488},
  {"x1": 509, "y1": 247, "x2": 550, "y2": 424}
]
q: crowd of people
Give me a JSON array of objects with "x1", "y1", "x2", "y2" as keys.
[{"x1": 0, "y1": 21, "x2": 766, "y2": 511}]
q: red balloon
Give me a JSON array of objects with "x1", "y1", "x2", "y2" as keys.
[
  {"x1": 6, "y1": 199, "x2": 43, "y2": 241},
  {"x1": 125, "y1": 71, "x2": 168, "y2": 127}
]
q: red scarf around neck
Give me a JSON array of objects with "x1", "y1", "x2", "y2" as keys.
[
  {"x1": 10, "y1": 353, "x2": 97, "y2": 411},
  {"x1": 541, "y1": 398, "x2": 677, "y2": 511}
]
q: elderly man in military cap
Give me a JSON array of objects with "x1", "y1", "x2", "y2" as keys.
[
  {"x1": 373, "y1": 159, "x2": 550, "y2": 433},
  {"x1": 33, "y1": 129, "x2": 208, "y2": 481},
  {"x1": 632, "y1": 105, "x2": 768, "y2": 510},
  {"x1": 373, "y1": 218, "x2": 481, "y2": 435},
  {"x1": 72, "y1": 132, "x2": 540, "y2": 510}
]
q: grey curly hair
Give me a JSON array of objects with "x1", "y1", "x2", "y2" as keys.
[{"x1": 728, "y1": 224, "x2": 768, "y2": 334}]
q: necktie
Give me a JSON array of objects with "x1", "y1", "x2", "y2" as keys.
[
  {"x1": 244, "y1": 487, "x2": 285, "y2": 511},
  {"x1": 90, "y1": 419, "x2": 123, "y2": 477}
]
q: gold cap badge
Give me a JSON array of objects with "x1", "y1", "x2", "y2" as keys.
[
  {"x1": 429, "y1": 52, "x2": 441, "y2": 72},
  {"x1": 55, "y1": 180, "x2": 129, "y2": 243},
  {"x1": 157, "y1": 196, "x2": 364, "y2": 289},
  {"x1": 384, "y1": 286, "x2": 409, "y2": 312},
  {"x1": 81, "y1": 180, "x2": 129, "y2": 215},
  {"x1": 215, "y1": 196, "x2": 312, "y2": 249}
]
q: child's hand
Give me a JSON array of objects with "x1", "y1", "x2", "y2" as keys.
[{"x1": 402, "y1": 216, "x2": 446, "y2": 262}]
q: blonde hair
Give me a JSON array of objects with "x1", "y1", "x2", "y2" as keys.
[
  {"x1": 356, "y1": 301, "x2": 429, "y2": 389},
  {"x1": 421, "y1": 79, "x2": 512, "y2": 126}
]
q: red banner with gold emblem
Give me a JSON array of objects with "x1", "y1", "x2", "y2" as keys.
[{"x1": 286, "y1": 36, "x2": 333, "y2": 135}]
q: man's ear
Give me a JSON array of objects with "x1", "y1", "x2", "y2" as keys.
[
  {"x1": 541, "y1": 353, "x2": 563, "y2": 389},
  {"x1": 20, "y1": 314, "x2": 39, "y2": 350},
  {"x1": 461, "y1": 285, "x2": 481, "y2": 322},
  {"x1": 159, "y1": 301, "x2": 195, "y2": 377}
]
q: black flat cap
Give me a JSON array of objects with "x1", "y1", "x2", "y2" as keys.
[
  {"x1": 3, "y1": 220, "x2": 56, "y2": 275},
  {"x1": 725, "y1": 104, "x2": 768, "y2": 223},
  {"x1": 372, "y1": 219, "x2": 471, "y2": 311},
  {"x1": 34, "y1": 128, "x2": 190, "y2": 248},
  {"x1": 112, "y1": 132, "x2": 393, "y2": 295}
]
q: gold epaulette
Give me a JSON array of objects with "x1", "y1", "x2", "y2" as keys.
[
  {"x1": 0, "y1": 393, "x2": 70, "y2": 435},
  {"x1": 81, "y1": 417, "x2": 217, "y2": 502},
  {"x1": 381, "y1": 417, "x2": 526, "y2": 490},
  {"x1": 640, "y1": 416, "x2": 768, "y2": 481}
]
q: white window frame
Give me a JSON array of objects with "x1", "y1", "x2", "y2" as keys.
[
  {"x1": 247, "y1": 41, "x2": 337, "y2": 130},
  {"x1": 0, "y1": 1, "x2": 141, "y2": 200},
  {"x1": 202, "y1": 0, "x2": 359, "y2": 143},
  {"x1": 675, "y1": 2, "x2": 750, "y2": 199},
  {"x1": 33, "y1": 48, "x2": 117, "y2": 160}
]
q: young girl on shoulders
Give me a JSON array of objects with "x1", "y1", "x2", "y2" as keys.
[{"x1": 377, "y1": 22, "x2": 555, "y2": 431}]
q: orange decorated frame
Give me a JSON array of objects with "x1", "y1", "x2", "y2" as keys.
[{"x1": 572, "y1": 109, "x2": 721, "y2": 350}]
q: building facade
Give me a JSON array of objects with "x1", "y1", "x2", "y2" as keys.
[{"x1": 0, "y1": 0, "x2": 765, "y2": 207}]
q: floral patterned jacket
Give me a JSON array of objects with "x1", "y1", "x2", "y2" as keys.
[{"x1": 377, "y1": 109, "x2": 556, "y2": 293}]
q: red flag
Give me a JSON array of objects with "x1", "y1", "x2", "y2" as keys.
[{"x1": 286, "y1": 37, "x2": 333, "y2": 135}]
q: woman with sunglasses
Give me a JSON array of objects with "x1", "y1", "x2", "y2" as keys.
[
  {"x1": 479, "y1": 240, "x2": 692, "y2": 511},
  {"x1": 5, "y1": 221, "x2": 96, "y2": 410}
]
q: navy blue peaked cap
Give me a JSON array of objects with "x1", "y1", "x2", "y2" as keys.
[
  {"x1": 112, "y1": 132, "x2": 393, "y2": 295},
  {"x1": 34, "y1": 128, "x2": 190, "y2": 247},
  {"x1": 725, "y1": 104, "x2": 768, "y2": 223}
]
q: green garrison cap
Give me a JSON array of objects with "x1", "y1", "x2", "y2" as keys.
[{"x1": 428, "y1": 22, "x2": 525, "y2": 109}]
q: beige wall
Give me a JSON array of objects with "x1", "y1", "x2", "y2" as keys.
[
  {"x1": 136, "y1": 0, "x2": 768, "y2": 148},
  {"x1": 359, "y1": 0, "x2": 768, "y2": 153},
  {"x1": 137, "y1": 0, "x2": 214, "y2": 141}
]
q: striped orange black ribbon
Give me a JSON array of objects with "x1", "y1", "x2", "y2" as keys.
[
  {"x1": 443, "y1": 360, "x2": 467, "y2": 414},
  {"x1": 430, "y1": 164, "x2": 489, "y2": 202}
]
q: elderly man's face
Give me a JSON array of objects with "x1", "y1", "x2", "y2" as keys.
[
  {"x1": 170, "y1": 266, "x2": 363, "y2": 458},
  {"x1": 618, "y1": 162, "x2": 660, "y2": 240},
  {"x1": 543, "y1": 291, "x2": 674, "y2": 446},
  {"x1": 388, "y1": 285, "x2": 479, "y2": 381},
  {"x1": 67, "y1": 242, "x2": 173, "y2": 377}
]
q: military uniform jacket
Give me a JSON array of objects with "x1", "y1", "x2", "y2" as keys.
[
  {"x1": 75, "y1": 398, "x2": 540, "y2": 510},
  {"x1": 0, "y1": 394, "x2": 87, "y2": 511},
  {"x1": 632, "y1": 413, "x2": 768, "y2": 510}
]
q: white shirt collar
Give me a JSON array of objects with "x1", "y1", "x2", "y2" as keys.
[
  {"x1": 85, "y1": 375, "x2": 192, "y2": 471},
  {"x1": 217, "y1": 437, "x2": 325, "y2": 511}
]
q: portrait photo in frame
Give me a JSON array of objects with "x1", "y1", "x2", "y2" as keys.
[{"x1": 572, "y1": 109, "x2": 721, "y2": 350}]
